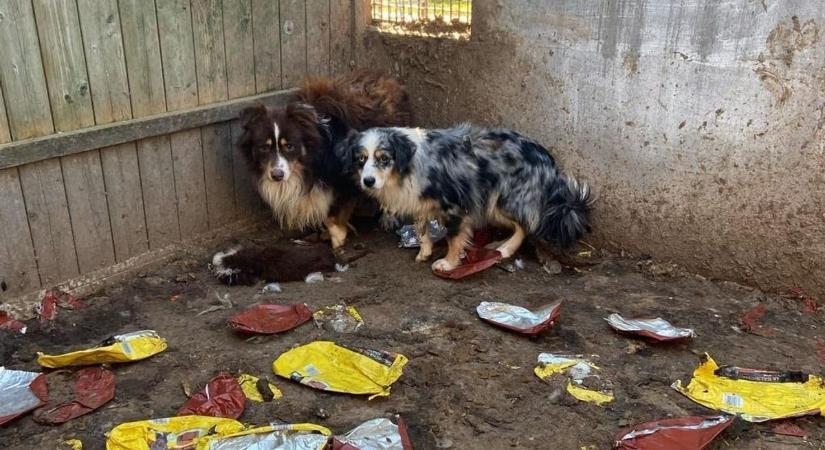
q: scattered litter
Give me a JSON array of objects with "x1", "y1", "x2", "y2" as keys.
[
  {"x1": 198, "y1": 422, "x2": 331, "y2": 449},
  {"x1": 397, "y1": 219, "x2": 447, "y2": 248},
  {"x1": 331, "y1": 416, "x2": 413, "y2": 450},
  {"x1": 496, "y1": 258, "x2": 525, "y2": 273},
  {"x1": 770, "y1": 421, "x2": 809, "y2": 438},
  {"x1": 178, "y1": 372, "x2": 245, "y2": 419},
  {"x1": 313, "y1": 304, "x2": 364, "y2": 333},
  {"x1": 534, "y1": 354, "x2": 613, "y2": 405},
  {"x1": 292, "y1": 239, "x2": 314, "y2": 246},
  {"x1": 316, "y1": 408, "x2": 330, "y2": 419},
  {"x1": 0, "y1": 367, "x2": 48, "y2": 425},
  {"x1": 237, "y1": 374, "x2": 282, "y2": 402},
  {"x1": 33, "y1": 367, "x2": 114, "y2": 425},
  {"x1": 0, "y1": 311, "x2": 26, "y2": 334},
  {"x1": 37, "y1": 330, "x2": 167, "y2": 368},
  {"x1": 228, "y1": 304, "x2": 313, "y2": 334},
  {"x1": 433, "y1": 247, "x2": 502, "y2": 280},
  {"x1": 672, "y1": 354, "x2": 825, "y2": 422},
  {"x1": 476, "y1": 301, "x2": 562, "y2": 335},
  {"x1": 613, "y1": 415, "x2": 734, "y2": 449},
  {"x1": 542, "y1": 260, "x2": 563, "y2": 275},
  {"x1": 305, "y1": 272, "x2": 325, "y2": 284},
  {"x1": 272, "y1": 341, "x2": 408, "y2": 399},
  {"x1": 60, "y1": 439, "x2": 83, "y2": 450},
  {"x1": 605, "y1": 313, "x2": 695, "y2": 342},
  {"x1": 39, "y1": 289, "x2": 86, "y2": 322},
  {"x1": 106, "y1": 416, "x2": 247, "y2": 450},
  {"x1": 261, "y1": 282, "x2": 282, "y2": 294},
  {"x1": 739, "y1": 304, "x2": 774, "y2": 337},
  {"x1": 788, "y1": 288, "x2": 818, "y2": 314},
  {"x1": 197, "y1": 292, "x2": 234, "y2": 316},
  {"x1": 335, "y1": 263, "x2": 349, "y2": 272}
]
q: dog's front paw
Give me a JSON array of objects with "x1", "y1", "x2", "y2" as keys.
[
  {"x1": 415, "y1": 249, "x2": 432, "y2": 262},
  {"x1": 432, "y1": 258, "x2": 458, "y2": 272}
]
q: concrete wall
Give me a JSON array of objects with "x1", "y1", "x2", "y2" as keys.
[{"x1": 357, "y1": 0, "x2": 825, "y2": 299}]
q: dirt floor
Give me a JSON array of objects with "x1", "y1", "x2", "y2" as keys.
[{"x1": 1, "y1": 220, "x2": 824, "y2": 449}]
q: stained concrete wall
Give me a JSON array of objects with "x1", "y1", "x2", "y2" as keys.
[{"x1": 357, "y1": 0, "x2": 825, "y2": 299}]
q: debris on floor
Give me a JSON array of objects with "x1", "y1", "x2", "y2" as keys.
[
  {"x1": 0, "y1": 368, "x2": 48, "y2": 425},
  {"x1": 272, "y1": 341, "x2": 408, "y2": 398},
  {"x1": 534, "y1": 353, "x2": 614, "y2": 405},
  {"x1": 788, "y1": 287, "x2": 819, "y2": 314},
  {"x1": 331, "y1": 416, "x2": 413, "y2": 450},
  {"x1": 312, "y1": 304, "x2": 364, "y2": 333},
  {"x1": 36, "y1": 330, "x2": 168, "y2": 368},
  {"x1": 0, "y1": 310, "x2": 26, "y2": 334},
  {"x1": 261, "y1": 282, "x2": 283, "y2": 293},
  {"x1": 770, "y1": 421, "x2": 809, "y2": 438},
  {"x1": 305, "y1": 272, "x2": 325, "y2": 284},
  {"x1": 613, "y1": 415, "x2": 734, "y2": 449},
  {"x1": 397, "y1": 219, "x2": 447, "y2": 248},
  {"x1": 177, "y1": 372, "x2": 246, "y2": 419},
  {"x1": 476, "y1": 300, "x2": 562, "y2": 335},
  {"x1": 38, "y1": 289, "x2": 86, "y2": 323},
  {"x1": 105, "y1": 415, "x2": 247, "y2": 450},
  {"x1": 59, "y1": 438, "x2": 83, "y2": 450},
  {"x1": 33, "y1": 367, "x2": 115, "y2": 425},
  {"x1": 496, "y1": 257, "x2": 525, "y2": 273},
  {"x1": 197, "y1": 422, "x2": 331, "y2": 449},
  {"x1": 228, "y1": 304, "x2": 313, "y2": 334},
  {"x1": 672, "y1": 354, "x2": 825, "y2": 422},
  {"x1": 739, "y1": 304, "x2": 775, "y2": 337},
  {"x1": 433, "y1": 247, "x2": 502, "y2": 279},
  {"x1": 237, "y1": 373, "x2": 282, "y2": 402},
  {"x1": 196, "y1": 292, "x2": 234, "y2": 316},
  {"x1": 604, "y1": 313, "x2": 695, "y2": 342}
]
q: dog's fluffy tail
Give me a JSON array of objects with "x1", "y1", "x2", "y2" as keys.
[{"x1": 535, "y1": 176, "x2": 593, "y2": 248}]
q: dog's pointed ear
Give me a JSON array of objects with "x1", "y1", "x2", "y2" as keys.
[
  {"x1": 239, "y1": 103, "x2": 268, "y2": 129},
  {"x1": 387, "y1": 130, "x2": 415, "y2": 176},
  {"x1": 336, "y1": 129, "x2": 360, "y2": 174},
  {"x1": 286, "y1": 102, "x2": 321, "y2": 149}
]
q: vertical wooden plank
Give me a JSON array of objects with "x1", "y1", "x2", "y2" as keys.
[
  {"x1": 279, "y1": 0, "x2": 308, "y2": 87},
  {"x1": 222, "y1": 0, "x2": 256, "y2": 99},
  {"x1": 306, "y1": 0, "x2": 331, "y2": 76},
  {"x1": 0, "y1": 85, "x2": 10, "y2": 143},
  {"x1": 32, "y1": 0, "x2": 95, "y2": 131},
  {"x1": 229, "y1": 120, "x2": 260, "y2": 212},
  {"x1": 18, "y1": 160, "x2": 80, "y2": 284},
  {"x1": 119, "y1": 0, "x2": 182, "y2": 248},
  {"x1": 0, "y1": 0, "x2": 54, "y2": 140},
  {"x1": 251, "y1": 0, "x2": 281, "y2": 92},
  {"x1": 192, "y1": 0, "x2": 234, "y2": 228},
  {"x1": 78, "y1": 0, "x2": 147, "y2": 262},
  {"x1": 0, "y1": 169, "x2": 40, "y2": 295},
  {"x1": 330, "y1": 0, "x2": 353, "y2": 75},
  {"x1": 157, "y1": 0, "x2": 209, "y2": 236}
]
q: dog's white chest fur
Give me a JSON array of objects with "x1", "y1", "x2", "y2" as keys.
[{"x1": 258, "y1": 175, "x2": 333, "y2": 229}]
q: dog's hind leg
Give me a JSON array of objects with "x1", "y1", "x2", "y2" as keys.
[
  {"x1": 415, "y1": 217, "x2": 434, "y2": 262},
  {"x1": 432, "y1": 216, "x2": 472, "y2": 272},
  {"x1": 496, "y1": 222, "x2": 526, "y2": 259}
]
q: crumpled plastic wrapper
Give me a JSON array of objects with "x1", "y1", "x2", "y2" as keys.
[
  {"x1": 396, "y1": 220, "x2": 447, "y2": 248},
  {"x1": 672, "y1": 354, "x2": 825, "y2": 422},
  {"x1": 534, "y1": 353, "x2": 613, "y2": 405},
  {"x1": 0, "y1": 367, "x2": 48, "y2": 425},
  {"x1": 34, "y1": 367, "x2": 115, "y2": 425},
  {"x1": 0, "y1": 311, "x2": 26, "y2": 334},
  {"x1": 229, "y1": 304, "x2": 313, "y2": 334},
  {"x1": 272, "y1": 341, "x2": 408, "y2": 399},
  {"x1": 37, "y1": 330, "x2": 167, "y2": 368},
  {"x1": 432, "y1": 247, "x2": 502, "y2": 280},
  {"x1": 313, "y1": 304, "x2": 364, "y2": 333},
  {"x1": 477, "y1": 301, "x2": 562, "y2": 335},
  {"x1": 199, "y1": 423, "x2": 331, "y2": 450},
  {"x1": 305, "y1": 272, "x2": 325, "y2": 284},
  {"x1": 605, "y1": 313, "x2": 695, "y2": 342},
  {"x1": 331, "y1": 416, "x2": 413, "y2": 450},
  {"x1": 236, "y1": 374, "x2": 282, "y2": 402},
  {"x1": 60, "y1": 439, "x2": 83, "y2": 450},
  {"x1": 614, "y1": 415, "x2": 734, "y2": 449},
  {"x1": 178, "y1": 372, "x2": 246, "y2": 419}
]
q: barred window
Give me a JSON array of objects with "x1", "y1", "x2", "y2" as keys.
[{"x1": 370, "y1": 0, "x2": 471, "y2": 38}]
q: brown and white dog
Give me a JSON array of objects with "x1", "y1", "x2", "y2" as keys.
[{"x1": 237, "y1": 70, "x2": 411, "y2": 251}]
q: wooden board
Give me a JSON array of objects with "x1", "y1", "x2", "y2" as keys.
[
  {"x1": 31, "y1": 0, "x2": 95, "y2": 131},
  {"x1": 158, "y1": 0, "x2": 208, "y2": 237},
  {"x1": 222, "y1": 0, "x2": 256, "y2": 99},
  {"x1": 229, "y1": 119, "x2": 260, "y2": 213},
  {"x1": 201, "y1": 122, "x2": 236, "y2": 228},
  {"x1": 100, "y1": 143, "x2": 149, "y2": 260},
  {"x1": 306, "y1": 0, "x2": 331, "y2": 76},
  {"x1": 279, "y1": 0, "x2": 308, "y2": 88},
  {"x1": 252, "y1": 0, "x2": 282, "y2": 92},
  {"x1": 330, "y1": 0, "x2": 354, "y2": 75},
  {"x1": 0, "y1": 0, "x2": 54, "y2": 140},
  {"x1": 120, "y1": 0, "x2": 181, "y2": 250},
  {"x1": 18, "y1": 160, "x2": 80, "y2": 285},
  {"x1": 0, "y1": 84, "x2": 10, "y2": 143},
  {"x1": 0, "y1": 168, "x2": 41, "y2": 295},
  {"x1": 61, "y1": 152, "x2": 116, "y2": 273}
]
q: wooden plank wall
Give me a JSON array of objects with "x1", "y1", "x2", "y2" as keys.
[{"x1": 0, "y1": 0, "x2": 356, "y2": 299}]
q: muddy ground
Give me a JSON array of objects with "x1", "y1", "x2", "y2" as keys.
[{"x1": 1, "y1": 220, "x2": 824, "y2": 449}]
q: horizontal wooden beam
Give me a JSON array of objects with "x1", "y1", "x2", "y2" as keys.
[{"x1": 0, "y1": 89, "x2": 297, "y2": 170}]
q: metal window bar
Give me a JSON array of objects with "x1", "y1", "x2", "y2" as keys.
[{"x1": 370, "y1": 0, "x2": 472, "y2": 26}]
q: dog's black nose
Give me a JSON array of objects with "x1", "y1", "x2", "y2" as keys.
[
  {"x1": 271, "y1": 168, "x2": 285, "y2": 181},
  {"x1": 363, "y1": 176, "x2": 376, "y2": 187}
]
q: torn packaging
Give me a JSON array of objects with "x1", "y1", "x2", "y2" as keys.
[
  {"x1": 605, "y1": 314, "x2": 695, "y2": 343},
  {"x1": 614, "y1": 415, "x2": 734, "y2": 450},
  {"x1": 37, "y1": 330, "x2": 167, "y2": 368},
  {"x1": 33, "y1": 367, "x2": 115, "y2": 425},
  {"x1": 229, "y1": 304, "x2": 313, "y2": 334},
  {"x1": 477, "y1": 301, "x2": 562, "y2": 335},
  {"x1": 178, "y1": 372, "x2": 246, "y2": 419},
  {"x1": 0, "y1": 368, "x2": 48, "y2": 425}
]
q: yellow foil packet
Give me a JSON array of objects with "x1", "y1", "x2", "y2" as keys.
[
  {"x1": 38, "y1": 330, "x2": 167, "y2": 368},
  {"x1": 672, "y1": 354, "x2": 825, "y2": 422},
  {"x1": 106, "y1": 416, "x2": 245, "y2": 450},
  {"x1": 272, "y1": 341, "x2": 408, "y2": 399},
  {"x1": 196, "y1": 423, "x2": 331, "y2": 450},
  {"x1": 534, "y1": 353, "x2": 613, "y2": 405},
  {"x1": 236, "y1": 373, "x2": 283, "y2": 402}
]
